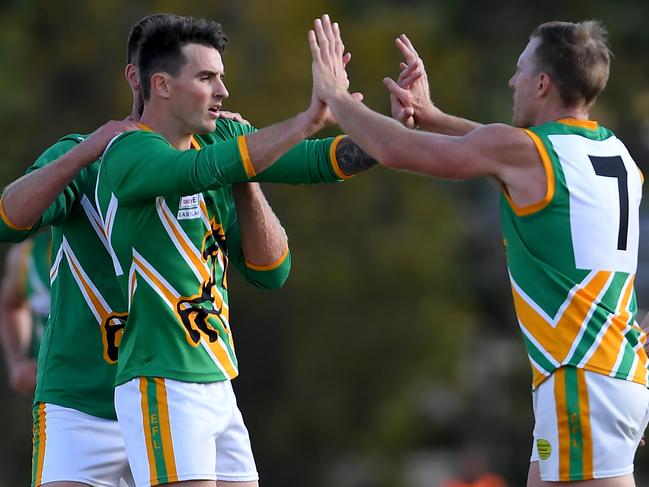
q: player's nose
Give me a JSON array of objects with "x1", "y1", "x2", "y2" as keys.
[
  {"x1": 508, "y1": 73, "x2": 517, "y2": 90},
  {"x1": 214, "y1": 79, "x2": 229, "y2": 100}
]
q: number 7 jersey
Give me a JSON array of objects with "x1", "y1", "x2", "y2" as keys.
[{"x1": 500, "y1": 118, "x2": 648, "y2": 389}]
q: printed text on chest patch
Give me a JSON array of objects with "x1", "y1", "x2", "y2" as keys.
[{"x1": 177, "y1": 195, "x2": 200, "y2": 220}]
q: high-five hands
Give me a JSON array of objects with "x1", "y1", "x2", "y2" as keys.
[
  {"x1": 384, "y1": 34, "x2": 439, "y2": 128},
  {"x1": 308, "y1": 13, "x2": 363, "y2": 121}
]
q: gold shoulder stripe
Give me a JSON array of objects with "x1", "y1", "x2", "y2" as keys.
[
  {"x1": 246, "y1": 246, "x2": 289, "y2": 271},
  {"x1": 329, "y1": 135, "x2": 354, "y2": 180},
  {"x1": 0, "y1": 198, "x2": 32, "y2": 231},
  {"x1": 502, "y1": 129, "x2": 555, "y2": 217},
  {"x1": 237, "y1": 136, "x2": 256, "y2": 178},
  {"x1": 557, "y1": 118, "x2": 598, "y2": 130}
]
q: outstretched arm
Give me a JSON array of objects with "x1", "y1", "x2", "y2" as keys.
[
  {"x1": 1, "y1": 119, "x2": 138, "y2": 230},
  {"x1": 308, "y1": 15, "x2": 545, "y2": 206},
  {"x1": 241, "y1": 44, "x2": 360, "y2": 176},
  {"x1": 0, "y1": 242, "x2": 36, "y2": 395}
]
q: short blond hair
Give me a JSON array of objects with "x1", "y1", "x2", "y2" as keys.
[{"x1": 531, "y1": 20, "x2": 611, "y2": 108}]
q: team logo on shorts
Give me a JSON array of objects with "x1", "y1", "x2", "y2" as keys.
[{"x1": 537, "y1": 439, "x2": 552, "y2": 460}]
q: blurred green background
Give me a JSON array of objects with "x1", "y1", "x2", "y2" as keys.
[{"x1": 1, "y1": 0, "x2": 649, "y2": 485}]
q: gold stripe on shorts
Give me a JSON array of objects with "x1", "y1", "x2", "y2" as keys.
[
  {"x1": 154, "y1": 377, "x2": 178, "y2": 482},
  {"x1": 140, "y1": 378, "x2": 159, "y2": 484},
  {"x1": 576, "y1": 369, "x2": 594, "y2": 479},
  {"x1": 32, "y1": 403, "x2": 47, "y2": 486},
  {"x1": 554, "y1": 368, "x2": 570, "y2": 479}
]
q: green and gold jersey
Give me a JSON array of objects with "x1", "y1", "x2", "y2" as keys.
[
  {"x1": 501, "y1": 118, "x2": 648, "y2": 389},
  {"x1": 0, "y1": 133, "x2": 127, "y2": 419},
  {"x1": 97, "y1": 118, "x2": 348, "y2": 385},
  {"x1": 23, "y1": 230, "x2": 52, "y2": 358},
  {"x1": 0, "y1": 119, "x2": 348, "y2": 417}
]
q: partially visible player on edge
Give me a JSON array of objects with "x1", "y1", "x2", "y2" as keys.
[
  {"x1": 0, "y1": 230, "x2": 51, "y2": 395},
  {"x1": 309, "y1": 14, "x2": 649, "y2": 487},
  {"x1": 93, "y1": 12, "x2": 372, "y2": 487},
  {"x1": 0, "y1": 14, "x2": 168, "y2": 487}
]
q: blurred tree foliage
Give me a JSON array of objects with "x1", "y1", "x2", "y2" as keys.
[{"x1": 0, "y1": 0, "x2": 648, "y2": 485}]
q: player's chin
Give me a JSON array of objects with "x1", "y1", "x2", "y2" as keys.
[{"x1": 195, "y1": 119, "x2": 217, "y2": 135}]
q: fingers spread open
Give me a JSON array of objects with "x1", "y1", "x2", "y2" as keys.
[
  {"x1": 320, "y1": 14, "x2": 336, "y2": 59},
  {"x1": 332, "y1": 22, "x2": 345, "y2": 58},
  {"x1": 308, "y1": 29, "x2": 322, "y2": 62},
  {"x1": 399, "y1": 34, "x2": 420, "y2": 58},
  {"x1": 397, "y1": 61, "x2": 420, "y2": 85},
  {"x1": 314, "y1": 18, "x2": 329, "y2": 58},
  {"x1": 383, "y1": 77, "x2": 411, "y2": 103},
  {"x1": 395, "y1": 37, "x2": 417, "y2": 64}
]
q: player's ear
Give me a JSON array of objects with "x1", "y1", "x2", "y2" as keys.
[
  {"x1": 125, "y1": 64, "x2": 140, "y2": 90},
  {"x1": 537, "y1": 72, "x2": 552, "y2": 97},
  {"x1": 151, "y1": 72, "x2": 171, "y2": 99}
]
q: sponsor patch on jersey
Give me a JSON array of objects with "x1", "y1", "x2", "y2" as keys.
[
  {"x1": 537, "y1": 439, "x2": 552, "y2": 460},
  {"x1": 178, "y1": 195, "x2": 200, "y2": 220}
]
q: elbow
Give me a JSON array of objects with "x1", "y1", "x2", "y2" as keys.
[
  {"x1": 244, "y1": 250, "x2": 291, "y2": 289},
  {"x1": 254, "y1": 271, "x2": 290, "y2": 290},
  {"x1": 244, "y1": 267, "x2": 290, "y2": 289}
]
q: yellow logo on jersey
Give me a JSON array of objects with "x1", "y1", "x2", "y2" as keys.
[{"x1": 537, "y1": 439, "x2": 552, "y2": 460}]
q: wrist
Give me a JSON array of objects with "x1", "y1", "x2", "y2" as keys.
[
  {"x1": 67, "y1": 142, "x2": 97, "y2": 171},
  {"x1": 417, "y1": 102, "x2": 443, "y2": 130},
  {"x1": 67, "y1": 139, "x2": 103, "y2": 171},
  {"x1": 298, "y1": 107, "x2": 326, "y2": 136}
]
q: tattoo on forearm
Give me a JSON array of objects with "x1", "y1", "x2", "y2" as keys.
[{"x1": 335, "y1": 137, "x2": 377, "y2": 175}]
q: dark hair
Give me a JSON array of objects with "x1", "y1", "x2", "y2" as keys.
[
  {"x1": 531, "y1": 20, "x2": 611, "y2": 108},
  {"x1": 126, "y1": 13, "x2": 179, "y2": 65},
  {"x1": 137, "y1": 15, "x2": 228, "y2": 100}
]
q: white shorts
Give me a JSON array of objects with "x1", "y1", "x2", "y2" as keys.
[
  {"x1": 530, "y1": 366, "x2": 649, "y2": 481},
  {"x1": 115, "y1": 377, "x2": 258, "y2": 487},
  {"x1": 32, "y1": 402, "x2": 134, "y2": 487}
]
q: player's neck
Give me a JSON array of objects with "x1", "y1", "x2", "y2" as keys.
[
  {"x1": 534, "y1": 105, "x2": 590, "y2": 126},
  {"x1": 140, "y1": 106, "x2": 193, "y2": 150}
]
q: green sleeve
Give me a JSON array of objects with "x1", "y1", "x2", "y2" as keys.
[
  {"x1": 103, "y1": 130, "x2": 250, "y2": 205},
  {"x1": 254, "y1": 136, "x2": 347, "y2": 184},
  {"x1": 224, "y1": 205, "x2": 291, "y2": 290},
  {"x1": 0, "y1": 136, "x2": 83, "y2": 242},
  {"x1": 207, "y1": 119, "x2": 349, "y2": 184}
]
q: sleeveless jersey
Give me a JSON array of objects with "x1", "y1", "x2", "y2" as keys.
[
  {"x1": 23, "y1": 230, "x2": 52, "y2": 358},
  {"x1": 96, "y1": 119, "x2": 347, "y2": 386},
  {"x1": 501, "y1": 118, "x2": 647, "y2": 389}
]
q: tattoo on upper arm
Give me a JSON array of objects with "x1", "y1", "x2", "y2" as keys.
[{"x1": 335, "y1": 137, "x2": 377, "y2": 175}]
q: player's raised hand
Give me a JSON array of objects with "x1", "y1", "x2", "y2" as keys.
[
  {"x1": 383, "y1": 77, "x2": 416, "y2": 128},
  {"x1": 306, "y1": 15, "x2": 362, "y2": 127},
  {"x1": 390, "y1": 34, "x2": 441, "y2": 127},
  {"x1": 308, "y1": 14, "x2": 352, "y2": 103}
]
